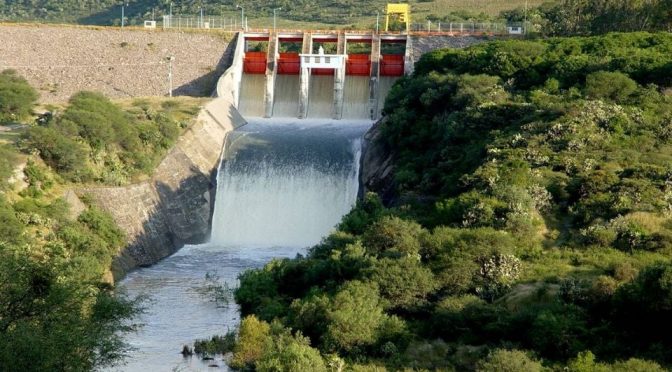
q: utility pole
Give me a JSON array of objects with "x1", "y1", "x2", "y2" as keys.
[
  {"x1": 273, "y1": 8, "x2": 281, "y2": 32},
  {"x1": 236, "y1": 5, "x2": 244, "y2": 31},
  {"x1": 200, "y1": 6, "x2": 204, "y2": 28},
  {"x1": 169, "y1": 2, "x2": 173, "y2": 28},
  {"x1": 167, "y1": 56, "x2": 175, "y2": 97},
  {"x1": 121, "y1": 2, "x2": 128, "y2": 29},
  {"x1": 524, "y1": 0, "x2": 528, "y2": 35},
  {"x1": 376, "y1": 11, "x2": 379, "y2": 33}
]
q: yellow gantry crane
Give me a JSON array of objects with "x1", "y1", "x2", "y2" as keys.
[{"x1": 384, "y1": 3, "x2": 411, "y2": 32}]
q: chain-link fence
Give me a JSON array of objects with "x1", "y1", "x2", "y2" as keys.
[
  {"x1": 410, "y1": 22, "x2": 524, "y2": 35},
  {"x1": 160, "y1": 15, "x2": 525, "y2": 35},
  {"x1": 162, "y1": 15, "x2": 243, "y2": 31}
]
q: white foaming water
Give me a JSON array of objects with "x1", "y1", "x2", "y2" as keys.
[{"x1": 210, "y1": 119, "x2": 367, "y2": 248}]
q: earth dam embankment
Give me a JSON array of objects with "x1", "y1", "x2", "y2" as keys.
[{"x1": 0, "y1": 24, "x2": 233, "y2": 102}]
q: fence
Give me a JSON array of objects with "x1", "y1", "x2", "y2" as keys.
[
  {"x1": 160, "y1": 15, "x2": 525, "y2": 36},
  {"x1": 410, "y1": 22, "x2": 524, "y2": 35},
  {"x1": 162, "y1": 15, "x2": 243, "y2": 31}
]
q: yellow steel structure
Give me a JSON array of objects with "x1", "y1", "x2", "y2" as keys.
[{"x1": 384, "y1": 3, "x2": 410, "y2": 32}]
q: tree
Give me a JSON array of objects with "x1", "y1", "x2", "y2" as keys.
[
  {"x1": 585, "y1": 71, "x2": 637, "y2": 102},
  {"x1": 0, "y1": 248, "x2": 140, "y2": 371},
  {"x1": 362, "y1": 216, "x2": 425, "y2": 258},
  {"x1": 0, "y1": 69, "x2": 38, "y2": 123},
  {"x1": 476, "y1": 349, "x2": 543, "y2": 372},
  {"x1": 231, "y1": 316, "x2": 272, "y2": 369},
  {"x1": 324, "y1": 281, "x2": 385, "y2": 353},
  {"x1": 368, "y1": 257, "x2": 437, "y2": 310}
]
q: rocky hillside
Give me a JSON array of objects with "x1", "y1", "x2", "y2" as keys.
[{"x1": 0, "y1": 25, "x2": 233, "y2": 103}]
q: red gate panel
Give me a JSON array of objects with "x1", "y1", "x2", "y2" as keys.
[
  {"x1": 380, "y1": 54, "x2": 404, "y2": 77},
  {"x1": 243, "y1": 51, "x2": 267, "y2": 74},
  {"x1": 346, "y1": 54, "x2": 371, "y2": 76},
  {"x1": 278, "y1": 52, "x2": 300, "y2": 75}
]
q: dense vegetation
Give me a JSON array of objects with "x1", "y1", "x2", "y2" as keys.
[
  {"x1": 22, "y1": 91, "x2": 200, "y2": 185},
  {"x1": 223, "y1": 32, "x2": 672, "y2": 370},
  {"x1": 507, "y1": 0, "x2": 672, "y2": 35},
  {"x1": 0, "y1": 194, "x2": 140, "y2": 371},
  {"x1": 1, "y1": 69, "x2": 208, "y2": 370}
]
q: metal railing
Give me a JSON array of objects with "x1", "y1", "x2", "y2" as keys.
[
  {"x1": 162, "y1": 15, "x2": 241, "y2": 31},
  {"x1": 409, "y1": 22, "x2": 523, "y2": 35},
  {"x1": 160, "y1": 15, "x2": 526, "y2": 36}
]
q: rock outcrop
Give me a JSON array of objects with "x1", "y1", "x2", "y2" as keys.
[
  {"x1": 360, "y1": 119, "x2": 396, "y2": 205},
  {"x1": 411, "y1": 35, "x2": 491, "y2": 63}
]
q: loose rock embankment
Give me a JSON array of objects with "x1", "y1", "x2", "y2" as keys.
[{"x1": 0, "y1": 24, "x2": 233, "y2": 102}]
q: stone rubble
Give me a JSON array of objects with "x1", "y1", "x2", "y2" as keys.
[{"x1": 0, "y1": 25, "x2": 232, "y2": 103}]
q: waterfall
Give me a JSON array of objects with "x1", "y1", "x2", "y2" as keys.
[{"x1": 209, "y1": 119, "x2": 369, "y2": 248}]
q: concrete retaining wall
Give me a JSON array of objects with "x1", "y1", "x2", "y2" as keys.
[{"x1": 77, "y1": 33, "x2": 246, "y2": 280}]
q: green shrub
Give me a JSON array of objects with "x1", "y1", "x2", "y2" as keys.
[
  {"x1": 367, "y1": 257, "x2": 437, "y2": 310},
  {"x1": 585, "y1": 71, "x2": 637, "y2": 102},
  {"x1": 476, "y1": 349, "x2": 543, "y2": 372},
  {"x1": 0, "y1": 69, "x2": 38, "y2": 123},
  {"x1": 324, "y1": 281, "x2": 385, "y2": 354},
  {"x1": 0, "y1": 145, "x2": 19, "y2": 190},
  {"x1": 362, "y1": 216, "x2": 425, "y2": 258},
  {"x1": 231, "y1": 316, "x2": 272, "y2": 369}
]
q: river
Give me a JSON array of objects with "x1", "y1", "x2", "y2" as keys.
[{"x1": 111, "y1": 118, "x2": 371, "y2": 371}]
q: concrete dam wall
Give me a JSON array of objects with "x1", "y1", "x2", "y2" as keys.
[{"x1": 237, "y1": 31, "x2": 411, "y2": 120}]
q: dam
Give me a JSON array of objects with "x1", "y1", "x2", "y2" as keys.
[
  {"x1": 113, "y1": 31, "x2": 409, "y2": 371},
  {"x1": 238, "y1": 31, "x2": 411, "y2": 120}
]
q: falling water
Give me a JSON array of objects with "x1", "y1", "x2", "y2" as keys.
[{"x1": 113, "y1": 118, "x2": 371, "y2": 372}]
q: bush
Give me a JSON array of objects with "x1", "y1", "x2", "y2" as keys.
[
  {"x1": 362, "y1": 216, "x2": 425, "y2": 258},
  {"x1": 231, "y1": 316, "x2": 272, "y2": 369},
  {"x1": 324, "y1": 281, "x2": 385, "y2": 353},
  {"x1": 0, "y1": 145, "x2": 19, "y2": 190},
  {"x1": 23, "y1": 126, "x2": 90, "y2": 181},
  {"x1": 193, "y1": 332, "x2": 236, "y2": 356},
  {"x1": 368, "y1": 257, "x2": 437, "y2": 310},
  {"x1": 0, "y1": 197, "x2": 23, "y2": 245},
  {"x1": 585, "y1": 71, "x2": 637, "y2": 102},
  {"x1": 476, "y1": 349, "x2": 543, "y2": 372},
  {"x1": 0, "y1": 69, "x2": 38, "y2": 123}
]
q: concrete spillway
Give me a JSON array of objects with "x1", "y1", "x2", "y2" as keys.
[
  {"x1": 114, "y1": 31, "x2": 398, "y2": 371},
  {"x1": 238, "y1": 74, "x2": 265, "y2": 117},
  {"x1": 307, "y1": 75, "x2": 336, "y2": 119},
  {"x1": 343, "y1": 76, "x2": 370, "y2": 120},
  {"x1": 237, "y1": 31, "x2": 410, "y2": 121},
  {"x1": 273, "y1": 75, "x2": 300, "y2": 117}
]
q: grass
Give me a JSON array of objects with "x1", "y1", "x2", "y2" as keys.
[
  {"x1": 0, "y1": 126, "x2": 26, "y2": 145},
  {"x1": 2, "y1": 0, "x2": 556, "y2": 32},
  {"x1": 413, "y1": 0, "x2": 552, "y2": 18}
]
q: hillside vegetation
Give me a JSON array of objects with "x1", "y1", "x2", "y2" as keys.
[
  {"x1": 0, "y1": 0, "x2": 543, "y2": 26},
  {"x1": 1, "y1": 69, "x2": 209, "y2": 370},
  {"x1": 220, "y1": 32, "x2": 672, "y2": 370}
]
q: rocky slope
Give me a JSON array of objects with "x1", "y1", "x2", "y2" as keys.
[{"x1": 0, "y1": 24, "x2": 233, "y2": 103}]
